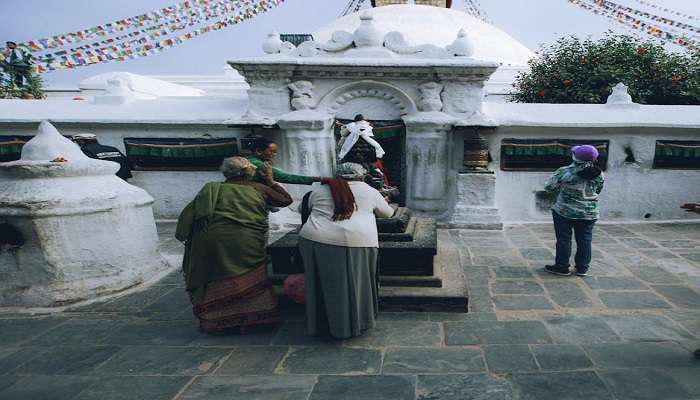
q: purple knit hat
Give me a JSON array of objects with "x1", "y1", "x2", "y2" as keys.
[{"x1": 572, "y1": 145, "x2": 599, "y2": 161}]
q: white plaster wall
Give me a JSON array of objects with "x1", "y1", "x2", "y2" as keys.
[
  {"x1": 0, "y1": 123, "x2": 259, "y2": 219},
  {"x1": 2, "y1": 114, "x2": 699, "y2": 223},
  {"x1": 489, "y1": 127, "x2": 700, "y2": 223}
]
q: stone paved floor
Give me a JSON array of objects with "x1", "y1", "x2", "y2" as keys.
[{"x1": 1, "y1": 222, "x2": 700, "y2": 399}]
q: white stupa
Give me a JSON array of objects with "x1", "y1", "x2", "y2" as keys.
[
  {"x1": 315, "y1": 5, "x2": 535, "y2": 66},
  {"x1": 0, "y1": 121, "x2": 169, "y2": 307}
]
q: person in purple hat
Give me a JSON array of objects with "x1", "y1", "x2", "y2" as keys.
[{"x1": 543, "y1": 144, "x2": 605, "y2": 276}]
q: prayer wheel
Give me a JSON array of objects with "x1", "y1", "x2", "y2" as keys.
[{"x1": 463, "y1": 134, "x2": 489, "y2": 169}]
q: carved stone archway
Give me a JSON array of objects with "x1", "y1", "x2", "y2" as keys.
[{"x1": 319, "y1": 81, "x2": 417, "y2": 119}]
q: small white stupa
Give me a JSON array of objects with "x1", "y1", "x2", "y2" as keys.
[{"x1": 0, "y1": 121, "x2": 168, "y2": 307}]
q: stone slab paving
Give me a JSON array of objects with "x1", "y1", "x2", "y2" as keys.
[{"x1": 0, "y1": 222, "x2": 699, "y2": 399}]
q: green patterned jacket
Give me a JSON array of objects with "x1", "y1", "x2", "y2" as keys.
[{"x1": 544, "y1": 163, "x2": 604, "y2": 220}]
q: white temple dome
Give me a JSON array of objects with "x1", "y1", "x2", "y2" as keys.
[{"x1": 314, "y1": 5, "x2": 534, "y2": 66}]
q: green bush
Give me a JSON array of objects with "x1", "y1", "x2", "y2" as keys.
[
  {"x1": 511, "y1": 33, "x2": 700, "y2": 105},
  {"x1": 0, "y1": 65, "x2": 45, "y2": 100}
]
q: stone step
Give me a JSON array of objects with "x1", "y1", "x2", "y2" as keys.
[
  {"x1": 443, "y1": 206, "x2": 503, "y2": 230},
  {"x1": 451, "y1": 206, "x2": 501, "y2": 216},
  {"x1": 378, "y1": 230, "x2": 467, "y2": 312},
  {"x1": 379, "y1": 273, "x2": 442, "y2": 288}
]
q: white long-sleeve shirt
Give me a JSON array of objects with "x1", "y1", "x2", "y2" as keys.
[{"x1": 299, "y1": 181, "x2": 395, "y2": 247}]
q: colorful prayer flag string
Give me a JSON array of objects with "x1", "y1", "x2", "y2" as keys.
[
  {"x1": 625, "y1": 0, "x2": 697, "y2": 22},
  {"x1": 28, "y1": 0, "x2": 285, "y2": 73},
  {"x1": 567, "y1": 0, "x2": 700, "y2": 53},
  {"x1": 588, "y1": 0, "x2": 700, "y2": 35},
  {"x1": 20, "y1": 0, "x2": 257, "y2": 52}
]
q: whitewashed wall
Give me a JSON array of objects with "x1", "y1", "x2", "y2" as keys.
[
  {"x1": 484, "y1": 127, "x2": 700, "y2": 223},
  {"x1": 0, "y1": 122, "x2": 272, "y2": 218},
  {"x1": 2, "y1": 105, "x2": 699, "y2": 223}
]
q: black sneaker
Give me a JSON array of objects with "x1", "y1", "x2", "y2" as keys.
[
  {"x1": 544, "y1": 265, "x2": 571, "y2": 276},
  {"x1": 575, "y1": 266, "x2": 589, "y2": 277}
]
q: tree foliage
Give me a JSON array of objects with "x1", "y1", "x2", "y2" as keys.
[
  {"x1": 1, "y1": 61, "x2": 46, "y2": 100},
  {"x1": 511, "y1": 33, "x2": 700, "y2": 105}
]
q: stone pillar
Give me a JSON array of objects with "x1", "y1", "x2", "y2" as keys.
[
  {"x1": 276, "y1": 111, "x2": 335, "y2": 198},
  {"x1": 402, "y1": 114, "x2": 454, "y2": 213},
  {"x1": 446, "y1": 171, "x2": 503, "y2": 229}
]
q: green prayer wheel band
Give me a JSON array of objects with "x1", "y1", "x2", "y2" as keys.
[
  {"x1": 0, "y1": 143, "x2": 23, "y2": 155},
  {"x1": 126, "y1": 143, "x2": 237, "y2": 158}
]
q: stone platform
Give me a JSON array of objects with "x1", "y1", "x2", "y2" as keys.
[
  {"x1": 0, "y1": 222, "x2": 699, "y2": 399},
  {"x1": 266, "y1": 208, "x2": 465, "y2": 311},
  {"x1": 269, "y1": 208, "x2": 438, "y2": 277}
]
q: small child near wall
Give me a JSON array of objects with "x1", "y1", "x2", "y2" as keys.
[{"x1": 543, "y1": 145, "x2": 605, "y2": 276}]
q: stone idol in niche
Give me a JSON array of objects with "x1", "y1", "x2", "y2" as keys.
[{"x1": 337, "y1": 114, "x2": 399, "y2": 201}]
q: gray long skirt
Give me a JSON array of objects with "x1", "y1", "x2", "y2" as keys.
[{"x1": 298, "y1": 237, "x2": 379, "y2": 339}]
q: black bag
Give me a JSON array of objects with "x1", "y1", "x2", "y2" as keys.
[{"x1": 576, "y1": 163, "x2": 602, "y2": 180}]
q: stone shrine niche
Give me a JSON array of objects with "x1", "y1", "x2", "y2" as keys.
[
  {"x1": 229, "y1": 11, "x2": 499, "y2": 213},
  {"x1": 334, "y1": 118, "x2": 407, "y2": 204}
]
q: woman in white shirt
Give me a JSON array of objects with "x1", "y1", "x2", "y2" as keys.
[{"x1": 298, "y1": 162, "x2": 395, "y2": 339}]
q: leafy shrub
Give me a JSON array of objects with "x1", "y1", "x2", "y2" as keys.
[{"x1": 511, "y1": 33, "x2": 700, "y2": 105}]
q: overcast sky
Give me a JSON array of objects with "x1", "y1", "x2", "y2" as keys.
[{"x1": 1, "y1": 0, "x2": 698, "y2": 87}]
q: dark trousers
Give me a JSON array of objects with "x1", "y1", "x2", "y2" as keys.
[
  {"x1": 552, "y1": 211, "x2": 596, "y2": 268},
  {"x1": 10, "y1": 67, "x2": 29, "y2": 87}
]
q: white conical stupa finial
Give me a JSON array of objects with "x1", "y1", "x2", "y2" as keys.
[
  {"x1": 606, "y1": 82, "x2": 637, "y2": 107},
  {"x1": 20, "y1": 121, "x2": 88, "y2": 162}
]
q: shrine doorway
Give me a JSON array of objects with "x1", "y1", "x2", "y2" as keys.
[{"x1": 334, "y1": 118, "x2": 407, "y2": 205}]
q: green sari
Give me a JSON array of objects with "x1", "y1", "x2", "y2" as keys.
[{"x1": 176, "y1": 181, "x2": 269, "y2": 303}]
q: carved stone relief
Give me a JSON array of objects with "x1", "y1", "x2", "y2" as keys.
[
  {"x1": 417, "y1": 82, "x2": 444, "y2": 112},
  {"x1": 288, "y1": 80, "x2": 315, "y2": 110}
]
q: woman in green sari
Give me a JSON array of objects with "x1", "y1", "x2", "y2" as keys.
[{"x1": 176, "y1": 156, "x2": 292, "y2": 334}]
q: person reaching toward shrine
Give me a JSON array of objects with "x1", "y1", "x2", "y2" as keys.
[
  {"x1": 298, "y1": 162, "x2": 395, "y2": 339},
  {"x1": 175, "y1": 156, "x2": 292, "y2": 334},
  {"x1": 246, "y1": 136, "x2": 328, "y2": 185},
  {"x1": 543, "y1": 145, "x2": 604, "y2": 277}
]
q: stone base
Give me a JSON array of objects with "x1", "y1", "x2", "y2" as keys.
[
  {"x1": 267, "y1": 218, "x2": 469, "y2": 311},
  {"x1": 378, "y1": 230, "x2": 467, "y2": 312},
  {"x1": 268, "y1": 216, "x2": 437, "y2": 277},
  {"x1": 441, "y1": 206, "x2": 503, "y2": 230},
  {"x1": 445, "y1": 171, "x2": 503, "y2": 230},
  {"x1": 0, "y1": 206, "x2": 170, "y2": 307}
]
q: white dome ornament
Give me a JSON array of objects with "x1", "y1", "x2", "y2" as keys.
[
  {"x1": 606, "y1": 83, "x2": 639, "y2": 109},
  {"x1": 353, "y1": 12, "x2": 384, "y2": 48},
  {"x1": 447, "y1": 29, "x2": 474, "y2": 57},
  {"x1": 262, "y1": 31, "x2": 295, "y2": 55}
]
